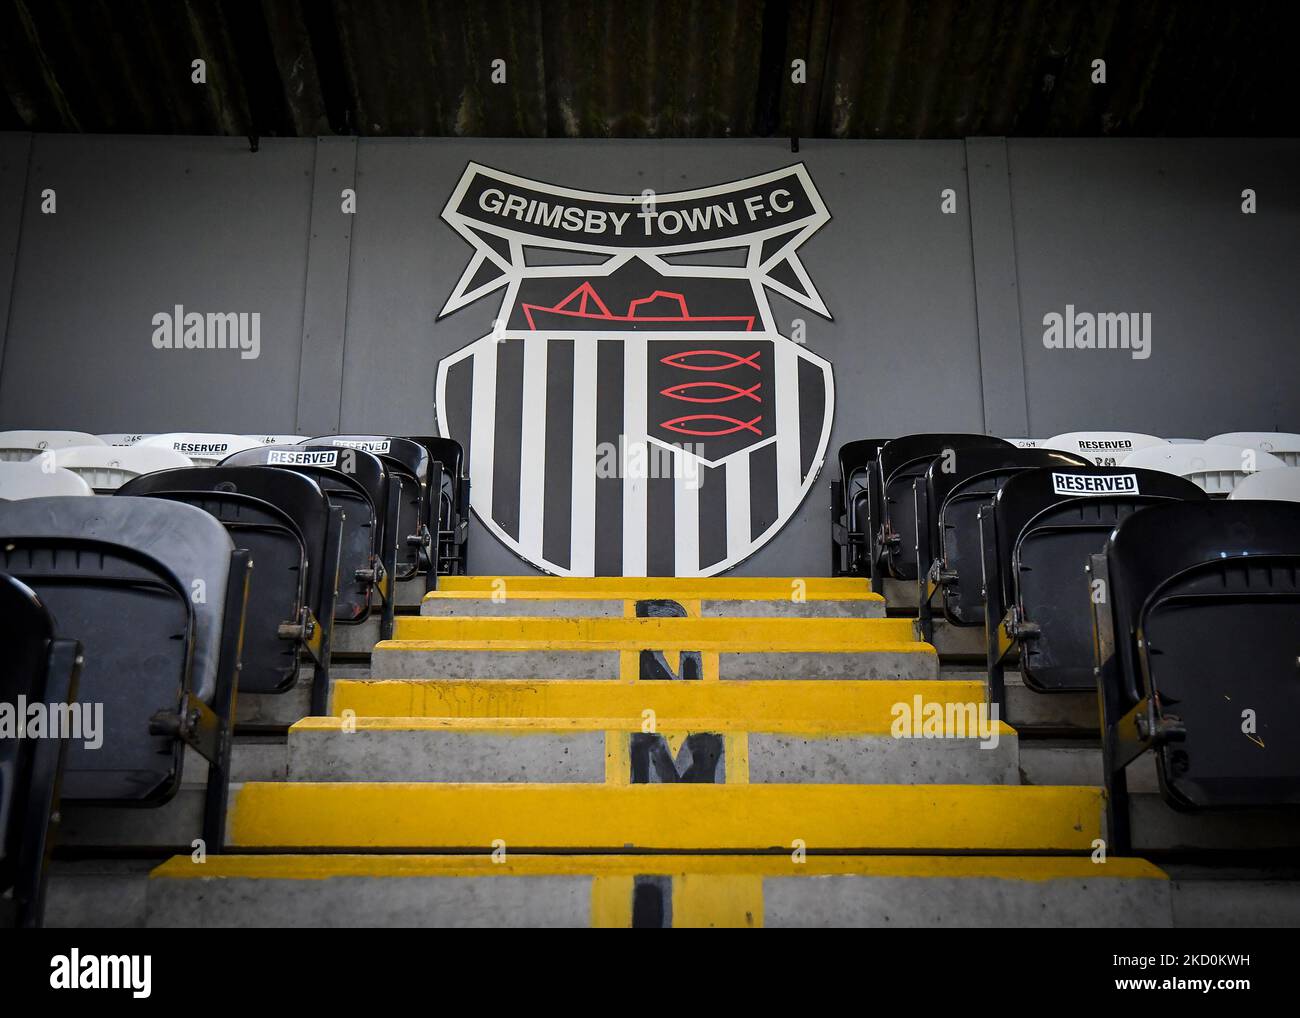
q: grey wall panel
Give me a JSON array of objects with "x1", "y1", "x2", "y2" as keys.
[
  {"x1": 0, "y1": 135, "x2": 314, "y2": 434},
  {"x1": 966, "y1": 137, "x2": 1028, "y2": 438},
  {"x1": 1009, "y1": 139, "x2": 1300, "y2": 439},
  {"x1": 294, "y1": 136, "x2": 357, "y2": 435}
]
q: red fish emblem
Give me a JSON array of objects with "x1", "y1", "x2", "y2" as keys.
[
  {"x1": 660, "y1": 381, "x2": 762, "y2": 404},
  {"x1": 659, "y1": 349, "x2": 762, "y2": 372},
  {"x1": 661, "y1": 414, "x2": 764, "y2": 437}
]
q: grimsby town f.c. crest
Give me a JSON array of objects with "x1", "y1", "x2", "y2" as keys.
[{"x1": 434, "y1": 162, "x2": 834, "y2": 577}]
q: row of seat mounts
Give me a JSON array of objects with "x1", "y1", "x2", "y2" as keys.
[
  {"x1": 829, "y1": 431, "x2": 1300, "y2": 855},
  {"x1": 0, "y1": 430, "x2": 466, "y2": 927}
]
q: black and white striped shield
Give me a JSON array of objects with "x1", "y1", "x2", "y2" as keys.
[{"x1": 434, "y1": 163, "x2": 834, "y2": 577}]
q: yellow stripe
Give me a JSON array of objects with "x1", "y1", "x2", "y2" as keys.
[
  {"x1": 151, "y1": 853, "x2": 1166, "y2": 881},
  {"x1": 292, "y1": 714, "x2": 1016, "y2": 738},
  {"x1": 725, "y1": 732, "x2": 750, "y2": 782},
  {"x1": 387, "y1": 615, "x2": 926, "y2": 650},
  {"x1": 604, "y1": 730, "x2": 629, "y2": 785},
  {"x1": 228, "y1": 783, "x2": 1104, "y2": 852},
  {"x1": 330, "y1": 678, "x2": 990, "y2": 731},
  {"x1": 430, "y1": 576, "x2": 877, "y2": 600},
  {"x1": 674, "y1": 874, "x2": 763, "y2": 928},
  {"x1": 590, "y1": 875, "x2": 634, "y2": 927}
]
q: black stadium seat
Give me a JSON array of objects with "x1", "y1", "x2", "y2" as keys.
[
  {"x1": 914, "y1": 447, "x2": 1089, "y2": 639},
  {"x1": 118, "y1": 466, "x2": 342, "y2": 712},
  {"x1": 1, "y1": 574, "x2": 82, "y2": 928},
  {"x1": 305, "y1": 436, "x2": 432, "y2": 587},
  {"x1": 222, "y1": 444, "x2": 400, "y2": 639},
  {"x1": 405, "y1": 436, "x2": 470, "y2": 577},
  {"x1": 830, "y1": 438, "x2": 890, "y2": 577},
  {"x1": 1091, "y1": 500, "x2": 1300, "y2": 852},
  {"x1": 0, "y1": 496, "x2": 249, "y2": 851},
  {"x1": 876, "y1": 434, "x2": 1013, "y2": 581},
  {"x1": 980, "y1": 465, "x2": 1207, "y2": 708}
]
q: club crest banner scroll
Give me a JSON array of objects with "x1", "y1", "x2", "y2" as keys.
[{"x1": 434, "y1": 162, "x2": 834, "y2": 577}]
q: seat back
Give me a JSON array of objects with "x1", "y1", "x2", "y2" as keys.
[
  {"x1": 1228, "y1": 467, "x2": 1300, "y2": 502},
  {"x1": 1123, "y1": 442, "x2": 1285, "y2": 496},
  {"x1": 1041, "y1": 431, "x2": 1166, "y2": 466},
  {"x1": 1210, "y1": 431, "x2": 1300, "y2": 467},
  {"x1": 222, "y1": 444, "x2": 388, "y2": 622},
  {"x1": 305, "y1": 435, "x2": 431, "y2": 580},
  {"x1": 405, "y1": 436, "x2": 469, "y2": 575},
  {"x1": 118, "y1": 466, "x2": 335, "y2": 694},
  {"x1": 53, "y1": 445, "x2": 193, "y2": 491},
  {"x1": 1004, "y1": 438, "x2": 1046, "y2": 449},
  {"x1": 832, "y1": 438, "x2": 888, "y2": 576},
  {"x1": 0, "y1": 574, "x2": 80, "y2": 928},
  {"x1": 0, "y1": 462, "x2": 93, "y2": 499},
  {"x1": 138, "y1": 433, "x2": 262, "y2": 466},
  {"x1": 95, "y1": 434, "x2": 153, "y2": 447},
  {"x1": 0, "y1": 496, "x2": 234, "y2": 802},
  {"x1": 877, "y1": 434, "x2": 1012, "y2": 580},
  {"x1": 1097, "y1": 500, "x2": 1300, "y2": 810},
  {"x1": 0, "y1": 432, "x2": 105, "y2": 462},
  {"x1": 989, "y1": 466, "x2": 1207, "y2": 692},
  {"x1": 922, "y1": 448, "x2": 1088, "y2": 626},
  {"x1": 247, "y1": 435, "x2": 309, "y2": 446}
]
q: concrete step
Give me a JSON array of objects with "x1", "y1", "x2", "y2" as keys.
[
  {"x1": 331, "y1": 617, "x2": 383, "y2": 654},
  {"x1": 236, "y1": 661, "x2": 372, "y2": 729},
  {"x1": 917, "y1": 618, "x2": 987, "y2": 658},
  {"x1": 51, "y1": 856, "x2": 1300, "y2": 929},
  {"x1": 144, "y1": 854, "x2": 1171, "y2": 928},
  {"x1": 285, "y1": 716, "x2": 1018, "y2": 785},
  {"x1": 942, "y1": 665, "x2": 1097, "y2": 732},
  {"x1": 1165, "y1": 865, "x2": 1300, "y2": 927},
  {"x1": 331, "y1": 676, "x2": 990, "y2": 722},
  {"x1": 372, "y1": 616, "x2": 938, "y2": 680},
  {"x1": 44, "y1": 859, "x2": 158, "y2": 928},
  {"x1": 226, "y1": 782, "x2": 1104, "y2": 853},
  {"x1": 395, "y1": 575, "x2": 428, "y2": 607}
]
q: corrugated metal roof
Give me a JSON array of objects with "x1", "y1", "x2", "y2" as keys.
[{"x1": 2, "y1": 0, "x2": 1295, "y2": 139}]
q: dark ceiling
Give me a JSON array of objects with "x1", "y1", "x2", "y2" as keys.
[{"x1": 2, "y1": 0, "x2": 1296, "y2": 141}]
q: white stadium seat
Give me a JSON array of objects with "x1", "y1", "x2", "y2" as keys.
[
  {"x1": 1122, "y1": 442, "x2": 1286, "y2": 495},
  {"x1": 1042, "y1": 431, "x2": 1167, "y2": 466},
  {"x1": 248, "y1": 434, "x2": 309, "y2": 445},
  {"x1": 1210, "y1": 431, "x2": 1300, "y2": 467},
  {"x1": 138, "y1": 432, "x2": 262, "y2": 466},
  {"x1": 0, "y1": 460, "x2": 94, "y2": 498},
  {"x1": 1227, "y1": 467, "x2": 1300, "y2": 502},
  {"x1": 54, "y1": 444, "x2": 194, "y2": 490},
  {"x1": 0, "y1": 430, "x2": 106, "y2": 462},
  {"x1": 95, "y1": 433, "x2": 155, "y2": 446}
]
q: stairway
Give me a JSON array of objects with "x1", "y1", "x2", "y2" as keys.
[{"x1": 137, "y1": 575, "x2": 1181, "y2": 927}]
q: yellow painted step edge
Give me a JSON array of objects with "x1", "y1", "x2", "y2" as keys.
[
  {"x1": 229, "y1": 783, "x2": 1103, "y2": 852},
  {"x1": 390, "y1": 616, "x2": 919, "y2": 644},
  {"x1": 292, "y1": 715, "x2": 1016, "y2": 737},
  {"x1": 151, "y1": 853, "x2": 1166, "y2": 882},
  {"x1": 330, "y1": 679, "x2": 987, "y2": 720}
]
